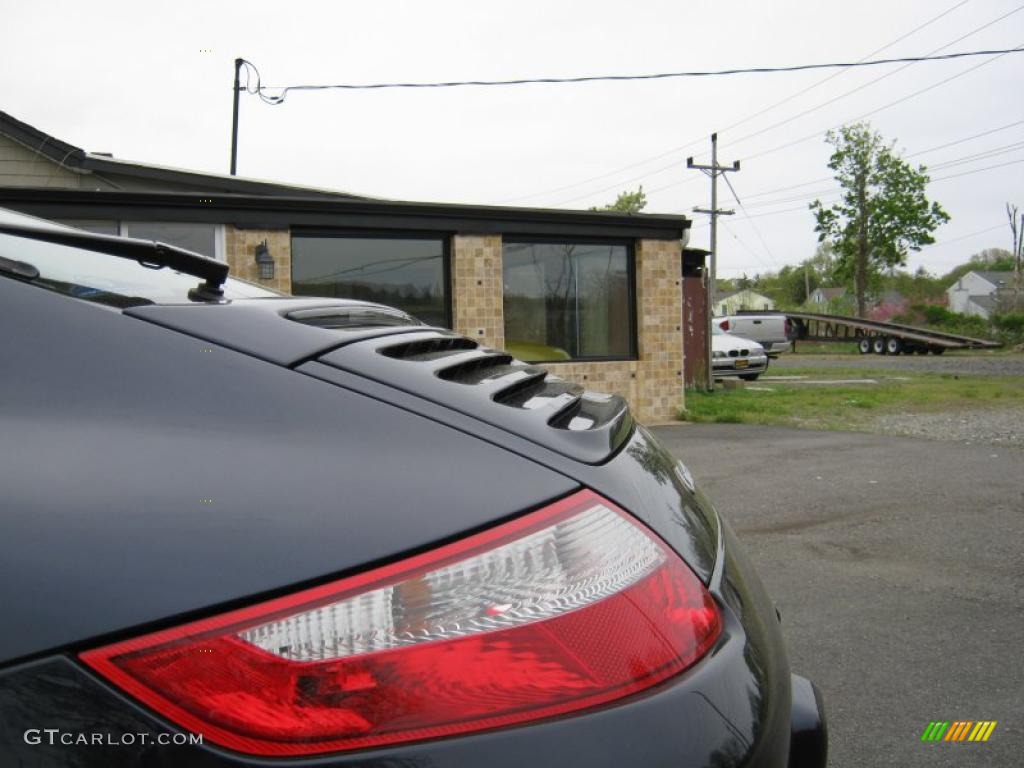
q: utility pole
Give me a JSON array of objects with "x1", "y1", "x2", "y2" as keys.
[
  {"x1": 688, "y1": 133, "x2": 740, "y2": 391},
  {"x1": 230, "y1": 58, "x2": 243, "y2": 176}
]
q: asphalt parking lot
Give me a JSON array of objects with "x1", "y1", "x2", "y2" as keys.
[{"x1": 650, "y1": 423, "x2": 1023, "y2": 768}]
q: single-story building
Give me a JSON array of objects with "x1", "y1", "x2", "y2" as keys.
[
  {"x1": 713, "y1": 288, "x2": 774, "y2": 316},
  {"x1": 807, "y1": 286, "x2": 847, "y2": 307},
  {"x1": 0, "y1": 110, "x2": 696, "y2": 421},
  {"x1": 947, "y1": 270, "x2": 1014, "y2": 320}
]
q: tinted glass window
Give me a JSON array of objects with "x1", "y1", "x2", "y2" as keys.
[
  {"x1": 291, "y1": 236, "x2": 448, "y2": 327},
  {"x1": 503, "y1": 241, "x2": 634, "y2": 361},
  {"x1": 121, "y1": 222, "x2": 217, "y2": 259}
]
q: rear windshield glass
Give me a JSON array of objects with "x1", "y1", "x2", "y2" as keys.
[{"x1": 0, "y1": 220, "x2": 280, "y2": 308}]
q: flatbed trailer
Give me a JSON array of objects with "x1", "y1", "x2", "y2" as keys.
[{"x1": 783, "y1": 311, "x2": 1002, "y2": 354}]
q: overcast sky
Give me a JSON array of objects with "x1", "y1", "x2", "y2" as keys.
[{"x1": 4, "y1": 0, "x2": 1021, "y2": 278}]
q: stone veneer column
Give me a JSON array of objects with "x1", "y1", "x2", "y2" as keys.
[
  {"x1": 225, "y1": 226, "x2": 292, "y2": 295},
  {"x1": 450, "y1": 234, "x2": 504, "y2": 348},
  {"x1": 634, "y1": 239, "x2": 685, "y2": 421}
]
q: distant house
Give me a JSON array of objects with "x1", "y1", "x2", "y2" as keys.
[
  {"x1": 714, "y1": 288, "x2": 774, "y2": 315},
  {"x1": 946, "y1": 271, "x2": 1014, "y2": 319},
  {"x1": 807, "y1": 286, "x2": 847, "y2": 306}
]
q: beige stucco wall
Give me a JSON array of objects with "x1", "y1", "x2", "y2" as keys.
[{"x1": 224, "y1": 226, "x2": 292, "y2": 295}]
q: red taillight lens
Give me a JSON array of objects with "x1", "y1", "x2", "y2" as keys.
[
  {"x1": 81, "y1": 490, "x2": 720, "y2": 757},
  {"x1": 719, "y1": 319, "x2": 730, "y2": 331}
]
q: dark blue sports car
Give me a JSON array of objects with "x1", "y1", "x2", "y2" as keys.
[{"x1": 0, "y1": 209, "x2": 826, "y2": 766}]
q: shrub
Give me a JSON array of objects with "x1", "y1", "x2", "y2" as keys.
[
  {"x1": 993, "y1": 312, "x2": 1024, "y2": 344},
  {"x1": 993, "y1": 312, "x2": 1024, "y2": 334}
]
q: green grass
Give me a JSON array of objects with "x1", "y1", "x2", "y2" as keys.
[{"x1": 679, "y1": 369, "x2": 1024, "y2": 430}]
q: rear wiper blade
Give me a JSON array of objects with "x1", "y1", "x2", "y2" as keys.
[{"x1": 0, "y1": 222, "x2": 228, "y2": 301}]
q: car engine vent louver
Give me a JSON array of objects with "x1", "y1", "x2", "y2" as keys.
[
  {"x1": 436, "y1": 353, "x2": 517, "y2": 382},
  {"x1": 313, "y1": 330, "x2": 634, "y2": 464},
  {"x1": 378, "y1": 335, "x2": 478, "y2": 362}
]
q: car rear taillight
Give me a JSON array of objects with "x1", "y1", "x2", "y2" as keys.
[
  {"x1": 80, "y1": 490, "x2": 720, "y2": 757},
  {"x1": 719, "y1": 319, "x2": 730, "y2": 330}
]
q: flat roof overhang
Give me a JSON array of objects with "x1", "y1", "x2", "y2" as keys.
[{"x1": 0, "y1": 189, "x2": 690, "y2": 241}]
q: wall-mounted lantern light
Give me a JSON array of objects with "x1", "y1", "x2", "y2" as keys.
[{"x1": 254, "y1": 240, "x2": 274, "y2": 280}]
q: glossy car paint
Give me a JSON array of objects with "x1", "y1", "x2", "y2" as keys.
[{"x1": 0, "y1": 266, "x2": 823, "y2": 765}]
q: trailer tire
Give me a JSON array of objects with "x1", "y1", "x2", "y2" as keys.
[
  {"x1": 858, "y1": 338, "x2": 872, "y2": 354},
  {"x1": 915, "y1": 348, "x2": 928, "y2": 355},
  {"x1": 872, "y1": 338, "x2": 887, "y2": 355},
  {"x1": 931, "y1": 347, "x2": 945, "y2": 355},
  {"x1": 885, "y1": 337, "x2": 903, "y2": 355}
]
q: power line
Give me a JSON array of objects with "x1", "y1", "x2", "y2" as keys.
[
  {"x1": 498, "y1": 2, "x2": 994, "y2": 204},
  {"x1": 710, "y1": 119, "x2": 1024, "y2": 207},
  {"x1": 246, "y1": 49, "x2": 1023, "y2": 102},
  {"x1": 924, "y1": 223, "x2": 1006, "y2": 248},
  {"x1": 742, "y1": 44, "x2": 1021, "y2": 163},
  {"x1": 741, "y1": 142, "x2": 1024, "y2": 210},
  {"x1": 906, "y1": 118, "x2": 1024, "y2": 158},
  {"x1": 720, "y1": 4, "x2": 1024, "y2": 153},
  {"x1": 688, "y1": 158, "x2": 1024, "y2": 227},
  {"x1": 238, "y1": 43, "x2": 1021, "y2": 200},
  {"x1": 932, "y1": 156, "x2": 1024, "y2": 181},
  {"x1": 710, "y1": 0, "x2": 973, "y2": 139},
  {"x1": 611, "y1": 40, "x2": 1022, "y2": 203},
  {"x1": 720, "y1": 222, "x2": 775, "y2": 273},
  {"x1": 722, "y1": 175, "x2": 779, "y2": 268},
  {"x1": 714, "y1": 140, "x2": 1024, "y2": 213},
  {"x1": 637, "y1": 24, "x2": 1024, "y2": 202}
]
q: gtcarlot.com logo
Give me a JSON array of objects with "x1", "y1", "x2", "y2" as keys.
[
  {"x1": 24, "y1": 729, "x2": 202, "y2": 747},
  {"x1": 921, "y1": 721, "x2": 997, "y2": 743}
]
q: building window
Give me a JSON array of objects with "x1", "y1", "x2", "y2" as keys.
[
  {"x1": 291, "y1": 235, "x2": 449, "y2": 328},
  {"x1": 55, "y1": 220, "x2": 120, "y2": 236},
  {"x1": 503, "y1": 240, "x2": 635, "y2": 362},
  {"x1": 120, "y1": 222, "x2": 220, "y2": 260}
]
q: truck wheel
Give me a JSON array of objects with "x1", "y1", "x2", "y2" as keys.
[
  {"x1": 872, "y1": 338, "x2": 887, "y2": 355},
  {"x1": 858, "y1": 338, "x2": 872, "y2": 354},
  {"x1": 886, "y1": 337, "x2": 903, "y2": 355}
]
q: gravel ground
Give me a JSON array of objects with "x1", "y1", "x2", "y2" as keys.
[
  {"x1": 872, "y1": 407, "x2": 1024, "y2": 449},
  {"x1": 775, "y1": 352, "x2": 1024, "y2": 377}
]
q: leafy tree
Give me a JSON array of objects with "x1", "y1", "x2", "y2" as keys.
[
  {"x1": 940, "y1": 248, "x2": 1015, "y2": 284},
  {"x1": 810, "y1": 122, "x2": 949, "y2": 318},
  {"x1": 591, "y1": 186, "x2": 647, "y2": 213}
]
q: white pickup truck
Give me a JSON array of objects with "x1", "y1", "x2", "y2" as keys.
[{"x1": 714, "y1": 312, "x2": 794, "y2": 357}]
